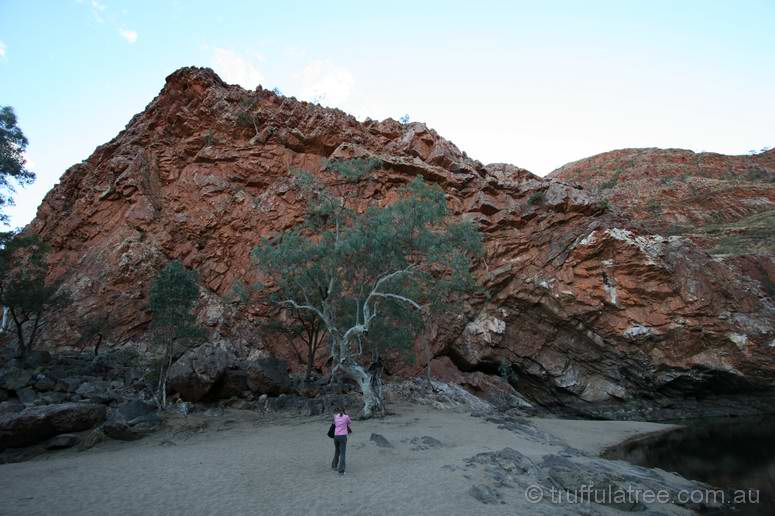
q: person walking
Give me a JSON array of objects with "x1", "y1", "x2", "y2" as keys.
[{"x1": 331, "y1": 406, "x2": 352, "y2": 475}]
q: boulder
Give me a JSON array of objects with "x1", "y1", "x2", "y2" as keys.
[
  {"x1": 0, "y1": 368, "x2": 32, "y2": 391},
  {"x1": 103, "y1": 400, "x2": 161, "y2": 441},
  {"x1": 303, "y1": 398, "x2": 325, "y2": 416},
  {"x1": 46, "y1": 434, "x2": 80, "y2": 450},
  {"x1": 103, "y1": 415, "x2": 160, "y2": 441},
  {"x1": 168, "y1": 344, "x2": 231, "y2": 401},
  {"x1": 77, "y1": 428, "x2": 106, "y2": 451},
  {"x1": 73, "y1": 380, "x2": 119, "y2": 404},
  {"x1": 212, "y1": 366, "x2": 249, "y2": 399},
  {"x1": 246, "y1": 357, "x2": 291, "y2": 396},
  {"x1": 75, "y1": 382, "x2": 99, "y2": 397},
  {"x1": 62, "y1": 377, "x2": 83, "y2": 393},
  {"x1": 32, "y1": 374, "x2": 57, "y2": 392},
  {"x1": 16, "y1": 387, "x2": 38, "y2": 406},
  {"x1": 24, "y1": 350, "x2": 51, "y2": 368},
  {"x1": 264, "y1": 394, "x2": 304, "y2": 412},
  {"x1": 0, "y1": 403, "x2": 106, "y2": 448},
  {"x1": 0, "y1": 400, "x2": 24, "y2": 415},
  {"x1": 115, "y1": 399, "x2": 157, "y2": 421},
  {"x1": 369, "y1": 433, "x2": 393, "y2": 448},
  {"x1": 38, "y1": 392, "x2": 68, "y2": 405},
  {"x1": 406, "y1": 436, "x2": 444, "y2": 451}
]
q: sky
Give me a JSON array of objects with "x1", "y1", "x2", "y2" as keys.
[{"x1": 0, "y1": 0, "x2": 773, "y2": 228}]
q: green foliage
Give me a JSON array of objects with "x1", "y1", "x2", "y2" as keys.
[
  {"x1": 237, "y1": 111, "x2": 255, "y2": 127},
  {"x1": 251, "y1": 163, "x2": 483, "y2": 370},
  {"x1": 236, "y1": 97, "x2": 261, "y2": 134},
  {"x1": 599, "y1": 169, "x2": 621, "y2": 190},
  {"x1": 237, "y1": 111, "x2": 259, "y2": 130},
  {"x1": 323, "y1": 157, "x2": 383, "y2": 183},
  {"x1": 527, "y1": 191, "x2": 544, "y2": 205},
  {"x1": 239, "y1": 96, "x2": 255, "y2": 109},
  {"x1": 148, "y1": 260, "x2": 204, "y2": 408},
  {"x1": 664, "y1": 223, "x2": 686, "y2": 236},
  {"x1": 599, "y1": 199, "x2": 610, "y2": 212},
  {"x1": 227, "y1": 279, "x2": 252, "y2": 305},
  {"x1": 149, "y1": 260, "x2": 203, "y2": 346},
  {"x1": 0, "y1": 233, "x2": 68, "y2": 355},
  {"x1": 150, "y1": 260, "x2": 199, "y2": 313},
  {"x1": 77, "y1": 311, "x2": 115, "y2": 354},
  {"x1": 706, "y1": 209, "x2": 775, "y2": 257},
  {"x1": 0, "y1": 106, "x2": 35, "y2": 224},
  {"x1": 743, "y1": 168, "x2": 775, "y2": 182},
  {"x1": 363, "y1": 296, "x2": 424, "y2": 359}
]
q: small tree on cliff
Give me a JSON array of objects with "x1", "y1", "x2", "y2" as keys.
[
  {"x1": 149, "y1": 260, "x2": 204, "y2": 409},
  {"x1": 0, "y1": 233, "x2": 68, "y2": 358},
  {"x1": 252, "y1": 160, "x2": 482, "y2": 418}
]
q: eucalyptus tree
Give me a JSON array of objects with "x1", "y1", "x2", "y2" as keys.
[
  {"x1": 0, "y1": 106, "x2": 35, "y2": 225},
  {"x1": 0, "y1": 233, "x2": 67, "y2": 358},
  {"x1": 252, "y1": 159, "x2": 482, "y2": 417}
]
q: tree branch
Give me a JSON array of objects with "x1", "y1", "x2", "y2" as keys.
[
  {"x1": 278, "y1": 299, "x2": 331, "y2": 331},
  {"x1": 362, "y1": 266, "x2": 418, "y2": 326},
  {"x1": 370, "y1": 292, "x2": 423, "y2": 311}
]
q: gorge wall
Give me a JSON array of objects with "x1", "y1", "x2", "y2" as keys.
[{"x1": 22, "y1": 67, "x2": 775, "y2": 414}]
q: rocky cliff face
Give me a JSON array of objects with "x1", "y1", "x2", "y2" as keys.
[
  {"x1": 550, "y1": 148, "x2": 775, "y2": 298},
  {"x1": 24, "y1": 67, "x2": 775, "y2": 414}
]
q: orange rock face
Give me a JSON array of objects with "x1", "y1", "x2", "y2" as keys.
[
  {"x1": 26, "y1": 68, "x2": 775, "y2": 408},
  {"x1": 551, "y1": 147, "x2": 775, "y2": 298}
]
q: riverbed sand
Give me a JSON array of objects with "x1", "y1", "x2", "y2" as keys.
[{"x1": 0, "y1": 404, "x2": 682, "y2": 516}]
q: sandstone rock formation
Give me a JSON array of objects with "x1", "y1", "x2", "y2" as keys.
[
  {"x1": 550, "y1": 147, "x2": 775, "y2": 297},
  {"x1": 20, "y1": 67, "x2": 775, "y2": 414}
]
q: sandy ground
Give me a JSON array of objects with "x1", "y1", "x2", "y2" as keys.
[{"x1": 0, "y1": 404, "x2": 681, "y2": 516}]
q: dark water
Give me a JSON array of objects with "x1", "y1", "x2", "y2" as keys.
[{"x1": 604, "y1": 416, "x2": 775, "y2": 515}]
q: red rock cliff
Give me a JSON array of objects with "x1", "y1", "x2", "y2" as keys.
[{"x1": 25, "y1": 68, "x2": 775, "y2": 409}]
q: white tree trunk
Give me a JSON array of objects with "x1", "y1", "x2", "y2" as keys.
[
  {"x1": 1, "y1": 306, "x2": 8, "y2": 332},
  {"x1": 343, "y1": 362, "x2": 384, "y2": 418}
]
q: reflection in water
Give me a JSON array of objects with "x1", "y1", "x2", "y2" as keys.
[{"x1": 605, "y1": 416, "x2": 775, "y2": 516}]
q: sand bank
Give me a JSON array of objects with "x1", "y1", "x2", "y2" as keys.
[{"x1": 0, "y1": 404, "x2": 694, "y2": 516}]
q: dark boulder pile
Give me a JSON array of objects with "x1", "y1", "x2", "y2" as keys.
[
  {"x1": 0, "y1": 343, "x2": 361, "y2": 459},
  {"x1": 167, "y1": 344, "x2": 292, "y2": 403}
]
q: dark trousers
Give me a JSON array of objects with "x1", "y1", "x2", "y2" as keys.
[{"x1": 332, "y1": 435, "x2": 347, "y2": 472}]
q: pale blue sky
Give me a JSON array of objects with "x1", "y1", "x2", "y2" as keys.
[{"x1": 1, "y1": 0, "x2": 773, "y2": 228}]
